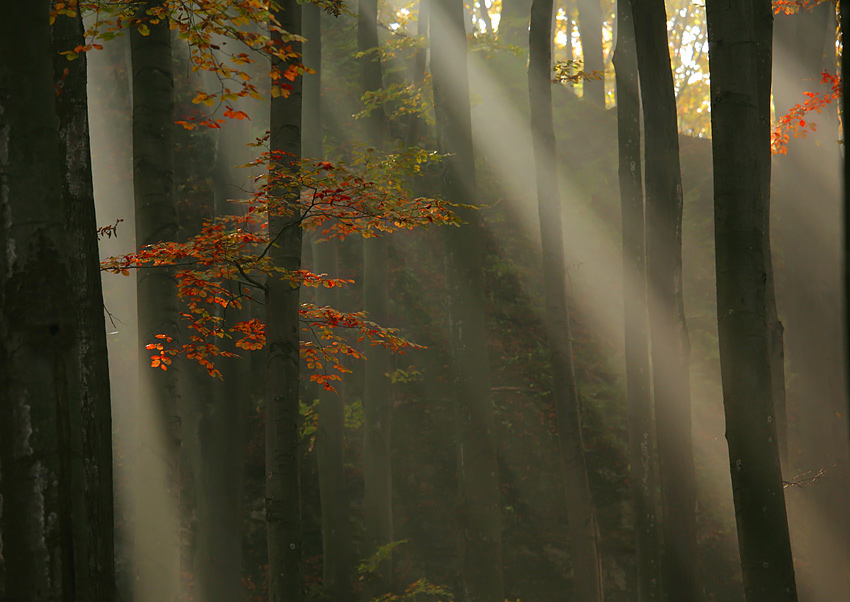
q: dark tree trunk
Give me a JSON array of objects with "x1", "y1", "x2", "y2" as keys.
[
  {"x1": 430, "y1": 1, "x2": 505, "y2": 600},
  {"x1": 266, "y1": 1, "x2": 304, "y2": 600},
  {"x1": 529, "y1": 0, "x2": 604, "y2": 600},
  {"x1": 130, "y1": 4, "x2": 181, "y2": 600},
  {"x1": 577, "y1": 0, "x2": 604, "y2": 106},
  {"x1": 613, "y1": 0, "x2": 660, "y2": 598},
  {"x1": 52, "y1": 8, "x2": 117, "y2": 602},
  {"x1": 629, "y1": 0, "x2": 704, "y2": 599},
  {"x1": 304, "y1": 6, "x2": 354, "y2": 600},
  {"x1": 358, "y1": 0, "x2": 395, "y2": 593},
  {"x1": 0, "y1": 2, "x2": 114, "y2": 600},
  {"x1": 706, "y1": 1, "x2": 799, "y2": 601}
]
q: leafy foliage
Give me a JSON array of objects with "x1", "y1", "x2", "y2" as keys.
[
  {"x1": 101, "y1": 146, "x2": 455, "y2": 385},
  {"x1": 771, "y1": 70, "x2": 841, "y2": 155}
]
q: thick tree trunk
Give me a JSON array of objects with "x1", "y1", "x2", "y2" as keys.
[
  {"x1": 430, "y1": 1, "x2": 505, "y2": 601},
  {"x1": 0, "y1": 3, "x2": 114, "y2": 600},
  {"x1": 358, "y1": 0, "x2": 395, "y2": 593},
  {"x1": 706, "y1": 2, "x2": 798, "y2": 600},
  {"x1": 529, "y1": 0, "x2": 604, "y2": 600},
  {"x1": 576, "y1": 0, "x2": 604, "y2": 106},
  {"x1": 612, "y1": 1, "x2": 660, "y2": 598},
  {"x1": 130, "y1": 4, "x2": 181, "y2": 601},
  {"x1": 629, "y1": 0, "x2": 704, "y2": 599},
  {"x1": 303, "y1": 7, "x2": 354, "y2": 600},
  {"x1": 266, "y1": 1, "x2": 304, "y2": 601}
]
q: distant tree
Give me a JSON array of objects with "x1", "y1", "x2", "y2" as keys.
[
  {"x1": 265, "y1": 0, "x2": 305, "y2": 600},
  {"x1": 629, "y1": 0, "x2": 704, "y2": 598},
  {"x1": 130, "y1": 2, "x2": 181, "y2": 600},
  {"x1": 304, "y1": 5, "x2": 355, "y2": 600},
  {"x1": 706, "y1": 0, "x2": 799, "y2": 600},
  {"x1": 529, "y1": 0, "x2": 604, "y2": 600},
  {"x1": 613, "y1": 0, "x2": 660, "y2": 598},
  {"x1": 577, "y1": 0, "x2": 604, "y2": 105},
  {"x1": 358, "y1": 0, "x2": 395, "y2": 593},
  {"x1": 430, "y1": 0, "x2": 506, "y2": 599}
]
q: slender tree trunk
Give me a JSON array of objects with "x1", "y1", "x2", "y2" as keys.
[
  {"x1": 706, "y1": 2, "x2": 798, "y2": 600},
  {"x1": 130, "y1": 4, "x2": 181, "y2": 600},
  {"x1": 629, "y1": 0, "x2": 703, "y2": 599},
  {"x1": 430, "y1": 2, "x2": 505, "y2": 601},
  {"x1": 577, "y1": 0, "x2": 604, "y2": 106},
  {"x1": 613, "y1": 1, "x2": 660, "y2": 598},
  {"x1": 407, "y1": 0, "x2": 430, "y2": 145},
  {"x1": 529, "y1": 0, "x2": 604, "y2": 600},
  {"x1": 0, "y1": 3, "x2": 114, "y2": 600},
  {"x1": 266, "y1": 1, "x2": 304, "y2": 600},
  {"x1": 358, "y1": 0, "x2": 395, "y2": 593},
  {"x1": 499, "y1": 0, "x2": 532, "y2": 49},
  {"x1": 304, "y1": 7, "x2": 354, "y2": 600}
]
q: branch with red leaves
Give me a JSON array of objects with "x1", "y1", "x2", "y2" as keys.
[
  {"x1": 771, "y1": 71, "x2": 841, "y2": 155},
  {"x1": 101, "y1": 150, "x2": 456, "y2": 387}
]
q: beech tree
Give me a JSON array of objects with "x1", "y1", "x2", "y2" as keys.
[
  {"x1": 613, "y1": 0, "x2": 660, "y2": 597},
  {"x1": 529, "y1": 0, "x2": 604, "y2": 599},
  {"x1": 0, "y1": 1, "x2": 114, "y2": 600},
  {"x1": 265, "y1": 1, "x2": 305, "y2": 599},
  {"x1": 629, "y1": 0, "x2": 703, "y2": 598},
  {"x1": 430, "y1": 0, "x2": 505, "y2": 599},
  {"x1": 706, "y1": 0, "x2": 798, "y2": 599},
  {"x1": 358, "y1": 0, "x2": 395, "y2": 592},
  {"x1": 130, "y1": 3, "x2": 181, "y2": 599}
]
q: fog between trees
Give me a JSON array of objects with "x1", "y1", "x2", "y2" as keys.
[{"x1": 1, "y1": 0, "x2": 849, "y2": 601}]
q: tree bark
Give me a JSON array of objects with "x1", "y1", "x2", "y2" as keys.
[
  {"x1": 430, "y1": 1, "x2": 505, "y2": 600},
  {"x1": 304, "y1": 7, "x2": 354, "y2": 600},
  {"x1": 613, "y1": 0, "x2": 660, "y2": 598},
  {"x1": 629, "y1": 0, "x2": 704, "y2": 599},
  {"x1": 529, "y1": 0, "x2": 604, "y2": 600},
  {"x1": 130, "y1": 4, "x2": 181, "y2": 600},
  {"x1": 577, "y1": 0, "x2": 604, "y2": 106},
  {"x1": 52, "y1": 8, "x2": 117, "y2": 602},
  {"x1": 266, "y1": 1, "x2": 304, "y2": 600},
  {"x1": 706, "y1": 2, "x2": 798, "y2": 600},
  {"x1": 0, "y1": 2, "x2": 114, "y2": 600},
  {"x1": 358, "y1": 0, "x2": 395, "y2": 593}
]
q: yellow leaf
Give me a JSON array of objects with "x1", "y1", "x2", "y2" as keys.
[{"x1": 138, "y1": 23, "x2": 150, "y2": 36}]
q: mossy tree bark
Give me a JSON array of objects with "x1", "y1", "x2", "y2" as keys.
[
  {"x1": 0, "y1": 2, "x2": 114, "y2": 600},
  {"x1": 430, "y1": 1, "x2": 505, "y2": 600}
]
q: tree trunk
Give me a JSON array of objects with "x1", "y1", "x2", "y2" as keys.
[
  {"x1": 430, "y1": 2, "x2": 505, "y2": 601},
  {"x1": 706, "y1": 2, "x2": 799, "y2": 600},
  {"x1": 499, "y1": 0, "x2": 532, "y2": 49},
  {"x1": 612, "y1": 0, "x2": 660, "y2": 598},
  {"x1": 0, "y1": 2, "x2": 114, "y2": 600},
  {"x1": 358, "y1": 0, "x2": 395, "y2": 593},
  {"x1": 266, "y1": 1, "x2": 304, "y2": 600},
  {"x1": 629, "y1": 0, "x2": 704, "y2": 599},
  {"x1": 577, "y1": 0, "x2": 604, "y2": 106},
  {"x1": 304, "y1": 7, "x2": 354, "y2": 600},
  {"x1": 529, "y1": 1, "x2": 604, "y2": 600},
  {"x1": 407, "y1": 0, "x2": 430, "y2": 145},
  {"x1": 130, "y1": 4, "x2": 181, "y2": 601}
]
